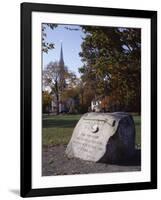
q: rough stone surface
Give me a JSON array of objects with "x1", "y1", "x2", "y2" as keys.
[{"x1": 65, "y1": 112, "x2": 136, "y2": 164}]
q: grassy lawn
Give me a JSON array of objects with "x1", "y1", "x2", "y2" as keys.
[
  {"x1": 42, "y1": 114, "x2": 82, "y2": 146},
  {"x1": 42, "y1": 114, "x2": 141, "y2": 146}
]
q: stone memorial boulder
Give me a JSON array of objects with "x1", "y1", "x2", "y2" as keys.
[{"x1": 65, "y1": 112, "x2": 136, "y2": 164}]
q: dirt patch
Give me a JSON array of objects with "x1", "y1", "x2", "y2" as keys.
[{"x1": 42, "y1": 145, "x2": 141, "y2": 176}]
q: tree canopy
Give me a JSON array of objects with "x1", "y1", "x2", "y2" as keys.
[{"x1": 79, "y1": 26, "x2": 141, "y2": 112}]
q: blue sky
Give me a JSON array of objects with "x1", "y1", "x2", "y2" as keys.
[{"x1": 42, "y1": 24, "x2": 85, "y2": 77}]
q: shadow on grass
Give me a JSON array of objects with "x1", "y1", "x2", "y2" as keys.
[{"x1": 43, "y1": 119, "x2": 79, "y2": 128}]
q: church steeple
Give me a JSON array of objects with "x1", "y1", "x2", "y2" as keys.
[
  {"x1": 58, "y1": 43, "x2": 66, "y2": 91},
  {"x1": 59, "y1": 43, "x2": 64, "y2": 67}
]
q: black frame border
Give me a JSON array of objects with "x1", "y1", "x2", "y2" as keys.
[{"x1": 20, "y1": 2, "x2": 157, "y2": 197}]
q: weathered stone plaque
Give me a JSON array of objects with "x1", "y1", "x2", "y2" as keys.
[{"x1": 65, "y1": 112, "x2": 136, "y2": 163}]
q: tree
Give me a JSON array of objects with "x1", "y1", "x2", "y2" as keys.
[
  {"x1": 73, "y1": 80, "x2": 95, "y2": 113},
  {"x1": 43, "y1": 61, "x2": 65, "y2": 114},
  {"x1": 43, "y1": 61, "x2": 77, "y2": 114},
  {"x1": 79, "y1": 26, "x2": 141, "y2": 112},
  {"x1": 42, "y1": 91, "x2": 52, "y2": 113}
]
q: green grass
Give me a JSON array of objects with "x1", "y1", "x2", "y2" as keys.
[
  {"x1": 42, "y1": 115, "x2": 82, "y2": 146},
  {"x1": 42, "y1": 114, "x2": 141, "y2": 146}
]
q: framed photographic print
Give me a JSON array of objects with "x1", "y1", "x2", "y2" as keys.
[{"x1": 21, "y1": 2, "x2": 157, "y2": 197}]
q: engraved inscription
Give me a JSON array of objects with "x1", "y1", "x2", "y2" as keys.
[{"x1": 72, "y1": 123, "x2": 105, "y2": 159}]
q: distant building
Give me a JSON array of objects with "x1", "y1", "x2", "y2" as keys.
[
  {"x1": 91, "y1": 98, "x2": 102, "y2": 112},
  {"x1": 91, "y1": 96, "x2": 111, "y2": 112},
  {"x1": 50, "y1": 43, "x2": 78, "y2": 114},
  {"x1": 91, "y1": 95, "x2": 124, "y2": 113}
]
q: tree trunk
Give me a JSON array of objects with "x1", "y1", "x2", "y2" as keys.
[{"x1": 56, "y1": 93, "x2": 59, "y2": 115}]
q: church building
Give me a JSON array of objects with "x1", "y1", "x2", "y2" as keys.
[{"x1": 50, "y1": 44, "x2": 76, "y2": 114}]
